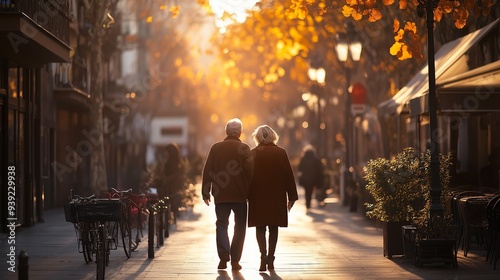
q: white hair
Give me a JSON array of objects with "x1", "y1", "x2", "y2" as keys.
[{"x1": 225, "y1": 118, "x2": 243, "y2": 137}]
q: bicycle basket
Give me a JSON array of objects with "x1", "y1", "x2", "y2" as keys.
[
  {"x1": 75, "y1": 199, "x2": 122, "y2": 222},
  {"x1": 64, "y1": 204, "x2": 78, "y2": 223}
]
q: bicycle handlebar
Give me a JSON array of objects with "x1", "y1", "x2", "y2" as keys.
[
  {"x1": 73, "y1": 194, "x2": 96, "y2": 201},
  {"x1": 111, "y1": 187, "x2": 133, "y2": 195}
]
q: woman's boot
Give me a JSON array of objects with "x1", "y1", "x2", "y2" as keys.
[
  {"x1": 259, "y1": 255, "x2": 268, "y2": 271},
  {"x1": 267, "y1": 256, "x2": 275, "y2": 270}
]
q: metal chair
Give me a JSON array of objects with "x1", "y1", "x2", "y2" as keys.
[
  {"x1": 460, "y1": 196, "x2": 489, "y2": 256},
  {"x1": 452, "y1": 191, "x2": 484, "y2": 252}
]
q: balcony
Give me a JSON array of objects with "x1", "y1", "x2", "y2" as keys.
[
  {"x1": 53, "y1": 60, "x2": 90, "y2": 107},
  {"x1": 0, "y1": 0, "x2": 71, "y2": 67}
]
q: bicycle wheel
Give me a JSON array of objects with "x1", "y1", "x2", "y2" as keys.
[
  {"x1": 81, "y1": 222, "x2": 93, "y2": 263},
  {"x1": 130, "y1": 205, "x2": 141, "y2": 250},
  {"x1": 96, "y1": 223, "x2": 107, "y2": 280},
  {"x1": 121, "y1": 203, "x2": 132, "y2": 258},
  {"x1": 106, "y1": 221, "x2": 119, "y2": 251},
  {"x1": 105, "y1": 221, "x2": 118, "y2": 266}
]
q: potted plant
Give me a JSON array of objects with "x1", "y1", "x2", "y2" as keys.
[
  {"x1": 364, "y1": 148, "x2": 425, "y2": 258},
  {"x1": 411, "y1": 151, "x2": 456, "y2": 267},
  {"x1": 413, "y1": 214, "x2": 457, "y2": 267},
  {"x1": 363, "y1": 147, "x2": 453, "y2": 259}
]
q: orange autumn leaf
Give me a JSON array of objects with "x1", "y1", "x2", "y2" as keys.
[
  {"x1": 298, "y1": 6, "x2": 308, "y2": 20},
  {"x1": 399, "y1": 45, "x2": 413, "y2": 60},
  {"x1": 434, "y1": 8, "x2": 444, "y2": 22},
  {"x1": 390, "y1": 41, "x2": 402, "y2": 56},
  {"x1": 393, "y1": 19, "x2": 400, "y2": 32},
  {"x1": 394, "y1": 29, "x2": 404, "y2": 41},
  {"x1": 352, "y1": 9, "x2": 363, "y2": 20},
  {"x1": 453, "y1": 7, "x2": 469, "y2": 29},
  {"x1": 403, "y1": 21, "x2": 417, "y2": 34},
  {"x1": 399, "y1": 0, "x2": 407, "y2": 9},
  {"x1": 455, "y1": 19, "x2": 467, "y2": 29},
  {"x1": 342, "y1": 5, "x2": 355, "y2": 17},
  {"x1": 368, "y1": 8, "x2": 382, "y2": 22},
  {"x1": 383, "y1": 0, "x2": 395, "y2": 5},
  {"x1": 365, "y1": 0, "x2": 378, "y2": 8}
]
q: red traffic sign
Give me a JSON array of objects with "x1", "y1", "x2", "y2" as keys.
[{"x1": 351, "y1": 82, "x2": 366, "y2": 104}]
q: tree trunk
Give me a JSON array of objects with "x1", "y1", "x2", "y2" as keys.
[{"x1": 88, "y1": 0, "x2": 108, "y2": 195}]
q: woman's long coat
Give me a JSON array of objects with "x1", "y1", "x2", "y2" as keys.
[{"x1": 248, "y1": 143, "x2": 298, "y2": 227}]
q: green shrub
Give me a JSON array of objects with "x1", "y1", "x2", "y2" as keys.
[{"x1": 363, "y1": 147, "x2": 452, "y2": 223}]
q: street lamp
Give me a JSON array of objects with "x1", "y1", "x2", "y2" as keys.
[
  {"x1": 307, "y1": 66, "x2": 326, "y2": 157},
  {"x1": 417, "y1": 0, "x2": 443, "y2": 218},
  {"x1": 335, "y1": 21, "x2": 362, "y2": 207}
]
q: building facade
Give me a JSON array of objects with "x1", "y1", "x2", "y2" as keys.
[{"x1": 0, "y1": 0, "x2": 71, "y2": 231}]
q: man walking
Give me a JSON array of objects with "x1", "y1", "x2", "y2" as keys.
[{"x1": 202, "y1": 118, "x2": 254, "y2": 270}]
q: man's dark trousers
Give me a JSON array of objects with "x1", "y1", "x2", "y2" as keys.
[{"x1": 215, "y1": 202, "x2": 247, "y2": 263}]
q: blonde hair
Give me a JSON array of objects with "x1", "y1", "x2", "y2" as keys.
[{"x1": 252, "y1": 125, "x2": 279, "y2": 146}]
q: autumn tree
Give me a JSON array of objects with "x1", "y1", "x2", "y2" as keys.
[
  {"x1": 197, "y1": 1, "x2": 422, "y2": 111},
  {"x1": 339, "y1": 0, "x2": 495, "y2": 60}
]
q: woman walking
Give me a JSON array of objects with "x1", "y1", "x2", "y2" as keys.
[{"x1": 248, "y1": 125, "x2": 298, "y2": 271}]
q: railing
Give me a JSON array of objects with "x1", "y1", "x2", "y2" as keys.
[
  {"x1": 0, "y1": 0, "x2": 71, "y2": 45},
  {"x1": 53, "y1": 60, "x2": 88, "y2": 92}
]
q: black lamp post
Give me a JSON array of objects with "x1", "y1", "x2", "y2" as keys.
[
  {"x1": 335, "y1": 22, "x2": 362, "y2": 206},
  {"x1": 307, "y1": 66, "x2": 326, "y2": 157},
  {"x1": 417, "y1": 0, "x2": 443, "y2": 218}
]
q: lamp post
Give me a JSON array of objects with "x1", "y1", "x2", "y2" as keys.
[
  {"x1": 335, "y1": 21, "x2": 362, "y2": 207},
  {"x1": 307, "y1": 66, "x2": 326, "y2": 157},
  {"x1": 417, "y1": 0, "x2": 443, "y2": 218}
]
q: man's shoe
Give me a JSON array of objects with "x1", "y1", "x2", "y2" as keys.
[
  {"x1": 231, "y1": 262, "x2": 242, "y2": 270},
  {"x1": 218, "y1": 260, "x2": 227, "y2": 270}
]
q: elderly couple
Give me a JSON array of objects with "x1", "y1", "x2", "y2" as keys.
[{"x1": 201, "y1": 118, "x2": 299, "y2": 272}]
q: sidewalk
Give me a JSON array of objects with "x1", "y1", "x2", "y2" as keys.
[{"x1": 1, "y1": 186, "x2": 499, "y2": 280}]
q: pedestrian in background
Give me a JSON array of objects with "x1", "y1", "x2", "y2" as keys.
[
  {"x1": 247, "y1": 125, "x2": 298, "y2": 271},
  {"x1": 162, "y1": 143, "x2": 184, "y2": 222},
  {"x1": 298, "y1": 146, "x2": 324, "y2": 211},
  {"x1": 201, "y1": 118, "x2": 254, "y2": 271}
]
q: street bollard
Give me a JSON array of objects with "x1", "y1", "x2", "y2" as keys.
[
  {"x1": 148, "y1": 206, "x2": 155, "y2": 259},
  {"x1": 164, "y1": 197, "x2": 170, "y2": 238},
  {"x1": 18, "y1": 250, "x2": 29, "y2": 280},
  {"x1": 158, "y1": 200, "x2": 164, "y2": 246}
]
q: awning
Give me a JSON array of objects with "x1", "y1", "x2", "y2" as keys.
[
  {"x1": 410, "y1": 60, "x2": 500, "y2": 114},
  {"x1": 378, "y1": 18, "x2": 500, "y2": 116}
]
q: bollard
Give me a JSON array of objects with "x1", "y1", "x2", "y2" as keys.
[
  {"x1": 164, "y1": 197, "x2": 170, "y2": 238},
  {"x1": 148, "y1": 206, "x2": 155, "y2": 259},
  {"x1": 158, "y1": 201, "x2": 164, "y2": 246},
  {"x1": 18, "y1": 250, "x2": 29, "y2": 280}
]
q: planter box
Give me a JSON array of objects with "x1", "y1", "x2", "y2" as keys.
[
  {"x1": 414, "y1": 239, "x2": 457, "y2": 268},
  {"x1": 402, "y1": 225, "x2": 417, "y2": 259},
  {"x1": 383, "y1": 221, "x2": 406, "y2": 258}
]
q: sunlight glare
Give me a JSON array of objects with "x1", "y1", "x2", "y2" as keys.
[{"x1": 209, "y1": 0, "x2": 260, "y2": 31}]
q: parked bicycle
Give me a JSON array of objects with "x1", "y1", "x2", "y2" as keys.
[
  {"x1": 109, "y1": 188, "x2": 149, "y2": 258},
  {"x1": 65, "y1": 190, "x2": 121, "y2": 280}
]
